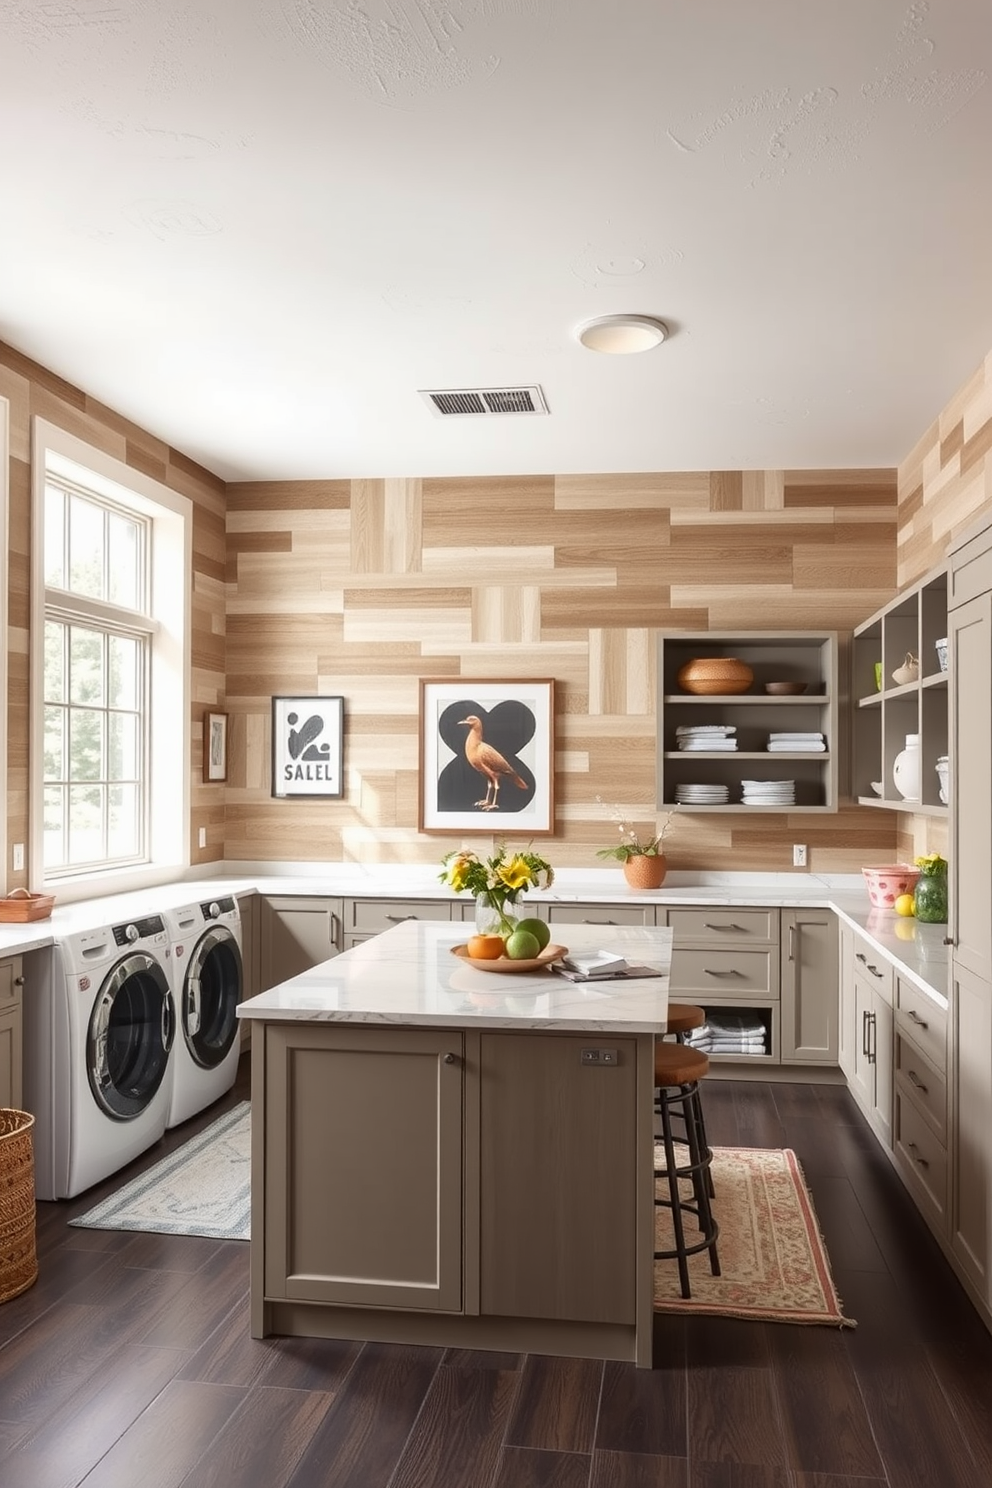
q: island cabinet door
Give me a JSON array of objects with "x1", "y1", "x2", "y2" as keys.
[
  {"x1": 263, "y1": 1024, "x2": 464, "y2": 1311},
  {"x1": 478, "y1": 1031, "x2": 639, "y2": 1325}
]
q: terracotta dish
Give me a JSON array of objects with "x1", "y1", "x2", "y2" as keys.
[
  {"x1": 676, "y1": 657, "x2": 754, "y2": 695},
  {"x1": 450, "y1": 943, "x2": 567, "y2": 974},
  {"x1": 763, "y1": 682, "x2": 807, "y2": 695}
]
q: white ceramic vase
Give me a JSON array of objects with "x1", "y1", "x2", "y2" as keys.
[{"x1": 892, "y1": 733, "x2": 921, "y2": 801}]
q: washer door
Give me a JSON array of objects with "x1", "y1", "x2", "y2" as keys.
[
  {"x1": 181, "y1": 926, "x2": 242, "y2": 1069},
  {"x1": 87, "y1": 952, "x2": 175, "y2": 1119}
]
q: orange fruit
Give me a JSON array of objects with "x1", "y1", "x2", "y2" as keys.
[{"x1": 467, "y1": 934, "x2": 505, "y2": 959}]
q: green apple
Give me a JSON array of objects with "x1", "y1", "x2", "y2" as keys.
[
  {"x1": 504, "y1": 928, "x2": 541, "y2": 960},
  {"x1": 514, "y1": 916, "x2": 551, "y2": 950}
]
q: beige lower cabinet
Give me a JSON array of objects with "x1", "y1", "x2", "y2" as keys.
[
  {"x1": 780, "y1": 909, "x2": 838, "y2": 1064},
  {"x1": 893, "y1": 975, "x2": 949, "y2": 1231},
  {"x1": 341, "y1": 897, "x2": 461, "y2": 949},
  {"x1": 252, "y1": 1018, "x2": 656, "y2": 1364},
  {"x1": 0, "y1": 955, "x2": 24, "y2": 1108},
  {"x1": 661, "y1": 905, "x2": 779, "y2": 1064},
  {"x1": 949, "y1": 958, "x2": 992, "y2": 1305},
  {"x1": 840, "y1": 929, "x2": 893, "y2": 1147},
  {"x1": 259, "y1": 896, "x2": 343, "y2": 991},
  {"x1": 543, "y1": 903, "x2": 658, "y2": 928}
]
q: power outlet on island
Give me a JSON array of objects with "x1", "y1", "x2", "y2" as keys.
[
  {"x1": 198, "y1": 827, "x2": 207, "y2": 849},
  {"x1": 793, "y1": 844, "x2": 807, "y2": 867}
]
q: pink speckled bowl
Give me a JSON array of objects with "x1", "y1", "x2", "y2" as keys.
[{"x1": 862, "y1": 864, "x2": 921, "y2": 908}]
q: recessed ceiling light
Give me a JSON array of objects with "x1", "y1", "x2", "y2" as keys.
[{"x1": 575, "y1": 314, "x2": 669, "y2": 354}]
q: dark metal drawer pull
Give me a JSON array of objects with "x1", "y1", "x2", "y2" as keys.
[
  {"x1": 386, "y1": 914, "x2": 417, "y2": 922},
  {"x1": 907, "y1": 1069, "x2": 928, "y2": 1093},
  {"x1": 866, "y1": 963, "x2": 884, "y2": 978},
  {"x1": 704, "y1": 922, "x2": 745, "y2": 932},
  {"x1": 907, "y1": 1009, "x2": 928, "y2": 1028},
  {"x1": 583, "y1": 918, "x2": 617, "y2": 925},
  {"x1": 855, "y1": 952, "x2": 868, "y2": 964},
  {"x1": 704, "y1": 967, "x2": 745, "y2": 977},
  {"x1": 907, "y1": 1141, "x2": 929, "y2": 1168}
]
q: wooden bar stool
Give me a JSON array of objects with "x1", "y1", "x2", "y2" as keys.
[
  {"x1": 661, "y1": 1003, "x2": 714, "y2": 1195},
  {"x1": 653, "y1": 1041, "x2": 720, "y2": 1299},
  {"x1": 664, "y1": 1002, "x2": 706, "y2": 1043}
]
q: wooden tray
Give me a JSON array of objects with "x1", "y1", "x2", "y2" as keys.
[
  {"x1": 0, "y1": 893, "x2": 56, "y2": 923},
  {"x1": 450, "y1": 943, "x2": 567, "y2": 974}
]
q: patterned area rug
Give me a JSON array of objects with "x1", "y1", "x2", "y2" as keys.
[
  {"x1": 70, "y1": 1103, "x2": 251, "y2": 1241},
  {"x1": 654, "y1": 1144, "x2": 855, "y2": 1327}
]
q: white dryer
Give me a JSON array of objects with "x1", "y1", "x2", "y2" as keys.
[
  {"x1": 23, "y1": 912, "x2": 175, "y2": 1201},
  {"x1": 164, "y1": 895, "x2": 243, "y2": 1128}
]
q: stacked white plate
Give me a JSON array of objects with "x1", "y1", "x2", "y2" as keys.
[
  {"x1": 675, "y1": 784, "x2": 730, "y2": 804},
  {"x1": 740, "y1": 779, "x2": 795, "y2": 806}
]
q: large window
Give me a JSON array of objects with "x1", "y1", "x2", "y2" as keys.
[
  {"x1": 31, "y1": 421, "x2": 191, "y2": 898},
  {"x1": 42, "y1": 482, "x2": 151, "y2": 872}
]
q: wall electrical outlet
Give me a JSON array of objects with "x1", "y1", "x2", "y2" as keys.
[
  {"x1": 198, "y1": 827, "x2": 207, "y2": 849},
  {"x1": 793, "y1": 844, "x2": 807, "y2": 867},
  {"x1": 12, "y1": 843, "x2": 24, "y2": 872}
]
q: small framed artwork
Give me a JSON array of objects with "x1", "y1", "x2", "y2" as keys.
[
  {"x1": 419, "y1": 678, "x2": 555, "y2": 834},
  {"x1": 204, "y1": 712, "x2": 228, "y2": 783},
  {"x1": 271, "y1": 696, "x2": 345, "y2": 798}
]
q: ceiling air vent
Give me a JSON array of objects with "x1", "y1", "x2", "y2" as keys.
[{"x1": 419, "y1": 385, "x2": 549, "y2": 417}]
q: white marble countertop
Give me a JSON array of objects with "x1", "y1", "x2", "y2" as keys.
[
  {"x1": 237, "y1": 920, "x2": 675, "y2": 1033},
  {"x1": 0, "y1": 864, "x2": 948, "y2": 1003}
]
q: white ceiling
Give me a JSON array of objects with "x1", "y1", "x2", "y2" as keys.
[{"x1": 2, "y1": 1, "x2": 991, "y2": 482}]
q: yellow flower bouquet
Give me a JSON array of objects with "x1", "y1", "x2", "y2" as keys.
[{"x1": 440, "y1": 843, "x2": 554, "y2": 936}]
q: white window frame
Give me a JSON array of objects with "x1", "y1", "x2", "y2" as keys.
[
  {"x1": 30, "y1": 419, "x2": 192, "y2": 902},
  {"x1": 0, "y1": 396, "x2": 8, "y2": 890}
]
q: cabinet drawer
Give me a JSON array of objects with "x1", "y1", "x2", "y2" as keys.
[
  {"x1": 894, "y1": 1089, "x2": 948, "y2": 1223},
  {"x1": 895, "y1": 1036, "x2": 946, "y2": 1140},
  {"x1": 545, "y1": 904, "x2": 655, "y2": 927},
  {"x1": 852, "y1": 942, "x2": 893, "y2": 1003},
  {"x1": 666, "y1": 907, "x2": 777, "y2": 944},
  {"x1": 670, "y1": 948, "x2": 779, "y2": 1000},
  {"x1": 0, "y1": 958, "x2": 22, "y2": 1012},
  {"x1": 346, "y1": 899, "x2": 454, "y2": 934},
  {"x1": 894, "y1": 978, "x2": 946, "y2": 1075}
]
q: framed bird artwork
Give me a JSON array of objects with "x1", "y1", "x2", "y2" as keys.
[
  {"x1": 271, "y1": 695, "x2": 345, "y2": 798},
  {"x1": 419, "y1": 678, "x2": 555, "y2": 834}
]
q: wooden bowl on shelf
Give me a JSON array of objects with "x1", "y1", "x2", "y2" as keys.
[
  {"x1": 676, "y1": 657, "x2": 754, "y2": 695},
  {"x1": 763, "y1": 681, "x2": 807, "y2": 695}
]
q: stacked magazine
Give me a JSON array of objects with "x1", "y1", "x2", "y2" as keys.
[{"x1": 554, "y1": 950, "x2": 663, "y2": 982}]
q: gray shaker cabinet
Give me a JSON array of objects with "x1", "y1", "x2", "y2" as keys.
[{"x1": 947, "y1": 513, "x2": 992, "y2": 1313}]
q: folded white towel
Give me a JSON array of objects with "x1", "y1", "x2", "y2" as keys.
[
  {"x1": 675, "y1": 724, "x2": 737, "y2": 735},
  {"x1": 767, "y1": 741, "x2": 825, "y2": 752},
  {"x1": 767, "y1": 732, "x2": 825, "y2": 742},
  {"x1": 678, "y1": 740, "x2": 739, "y2": 750}
]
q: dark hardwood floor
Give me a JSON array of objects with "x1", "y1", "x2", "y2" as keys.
[{"x1": 2, "y1": 1059, "x2": 991, "y2": 1488}]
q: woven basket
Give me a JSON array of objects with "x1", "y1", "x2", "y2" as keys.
[{"x1": 0, "y1": 1109, "x2": 38, "y2": 1303}]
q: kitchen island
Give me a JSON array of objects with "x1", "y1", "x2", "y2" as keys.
[{"x1": 238, "y1": 918, "x2": 673, "y2": 1368}]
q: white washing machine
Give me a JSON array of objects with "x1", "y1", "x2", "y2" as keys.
[
  {"x1": 164, "y1": 894, "x2": 243, "y2": 1128},
  {"x1": 23, "y1": 912, "x2": 176, "y2": 1200}
]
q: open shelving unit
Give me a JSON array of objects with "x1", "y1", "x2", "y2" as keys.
[
  {"x1": 852, "y1": 566, "x2": 948, "y2": 816},
  {"x1": 656, "y1": 632, "x2": 838, "y2": 813}
]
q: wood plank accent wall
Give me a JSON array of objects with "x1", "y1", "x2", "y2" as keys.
[
  {"x1": 226, "y1": 469, "x2": 901, "y2": 874},
  {"x1": 898, "y1": 348, "x2": 992, "y2": 586},
  {"x1": 895, "y1": 347, "x2": 992, "y2": 866},
  {"x1": 0, "y1": 339, "x2": 226, "y2": 889}
]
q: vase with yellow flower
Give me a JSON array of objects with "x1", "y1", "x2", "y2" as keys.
[
  {"x1": 596, "y1": 801, "x2": 679, "y2": 890},
  {"x1": 439, "y1": 842, "x2": 555, "y2": 937}
]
